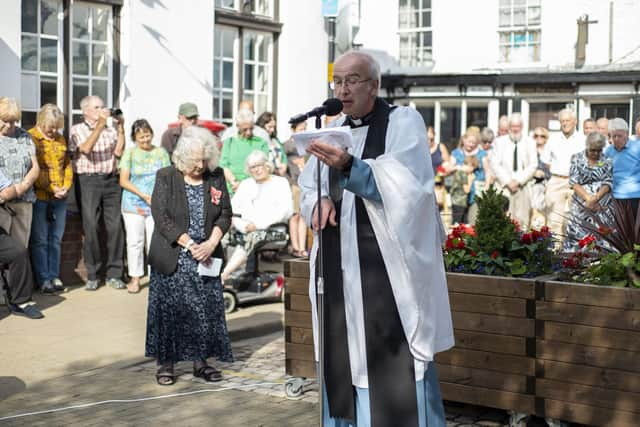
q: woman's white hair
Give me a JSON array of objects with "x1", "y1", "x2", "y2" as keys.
[
  {"x1": 244, "y1": 150, "x2": 274, "y2": 175},
  {"x1": 172, "y1": 126, "x2": 220, "y2": 173},
  {"x1": 585, "y1": 131, "x2": 607, "y2": 150}
]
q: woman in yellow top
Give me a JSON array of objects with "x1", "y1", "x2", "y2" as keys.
[{"x1": 28, "y1": 104, "x2": 73, "y2": 294}]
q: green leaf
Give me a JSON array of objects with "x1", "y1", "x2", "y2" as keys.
[
  {"x1": 632, "y1": 279, "x2": 640, "y2": 288},
  {"x1": 611, "y1": 280, "x2": 627, "y2": 288},
  {"x1": 621, "y1": 252, "x2": 635, "y2": 267}
]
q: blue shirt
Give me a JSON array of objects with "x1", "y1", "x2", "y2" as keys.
[
  {"x1": 604, "y1": 139, "x2": 640, "y2": 199},
  {"x1": 339, "y1": 157, "x2": 382, "y2": 202}
]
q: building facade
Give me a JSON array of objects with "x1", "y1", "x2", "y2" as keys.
[
  {"x1": 0, "y1": 0, "x2": 329, "y2": 143},
  {"x1": 355, "y1": 0, "x2": 640, "y2": 149}
]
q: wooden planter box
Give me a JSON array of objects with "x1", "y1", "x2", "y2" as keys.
[
  {"x1": 435, "y1": 273, "x2": 538, "y2": 415},
  {"x1": 284, "y1": 259, "x2": 314, "y2": 379},
  {"x1": 283, "y1": 260, "x2": 640, "y2": 426},
  {"x1": 536, "y1": 280, "x2": 640, "y2": 427}
]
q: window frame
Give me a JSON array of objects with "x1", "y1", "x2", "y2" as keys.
[
  {"x1": 241, "y1": 30, "x2": 273, "y2": 120},
  {"x1": 20, "y1": 0, "x2": 64, "y2": 127},
  {"x1": 213, "y1": 25, "x2": 240, "y2": 124},
  {"x1": 398, "y1": 0, "x2": 433, "y2": 67},
  {"x1": 498, "y1": 0, "x2": 541, "y2": 64},
  {"x1": 69, "y1": 1, "x2": 114, "y2": 124}
]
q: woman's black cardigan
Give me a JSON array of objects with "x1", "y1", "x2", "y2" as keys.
[{"x1": 148, "y1": 166, "x2": 232, "y2": 275}]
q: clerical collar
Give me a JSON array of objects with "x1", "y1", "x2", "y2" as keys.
[{"x1": 346, "y1": 110, "x2": 375, "y2": 128}]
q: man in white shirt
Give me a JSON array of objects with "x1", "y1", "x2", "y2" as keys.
[
  {"x1": 541, "y1": 108, "x2": 585, "y2": 241},
  {"x1": 489, "y1": 113, "x2": 538, "y2": 229}
]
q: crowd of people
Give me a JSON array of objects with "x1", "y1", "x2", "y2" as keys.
[
  {"x1": 431, "y1": 109, "x2": 640, "y2": 251},
  {"x1": 1, "y1": 81, "x2": 639, "y2": 398},
  {"x1": 0, "y1": 95, "x2": 306, "y2": 324}
]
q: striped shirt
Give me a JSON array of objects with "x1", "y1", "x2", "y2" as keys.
[
  {"x1": 28, "y1": 127, "x2": 73, "y2": 201},
  {"x1": 69, "y1": 121, "x2": 119, "y2": 175}
]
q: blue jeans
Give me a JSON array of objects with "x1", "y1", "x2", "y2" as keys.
[{"x1": 30, "y1": 199, "x2": 68, "y2": 284}]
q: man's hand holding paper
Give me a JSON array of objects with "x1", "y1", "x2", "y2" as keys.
[{"x1": 306, "y1": 140, "x2": 352, "y2": 170}]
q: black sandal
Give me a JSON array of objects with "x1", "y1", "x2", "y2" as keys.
[
  {"x1": 193, "y1": 365, "x2": 223, "y2": 382},
  {"x1": 156, "y1": 365, "x2": 175, "y2": 386}
]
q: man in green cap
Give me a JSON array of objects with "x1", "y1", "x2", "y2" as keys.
[
  {"x1": 220, "y1": 108, "x2": 269, "y2": 194},
  {"x1": 161, "y1": 102, "x2": 199, "y2": 156}
]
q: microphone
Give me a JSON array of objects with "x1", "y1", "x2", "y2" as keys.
[{"x1": 288, "y1": 98, "x2": 343, "y2": 125}]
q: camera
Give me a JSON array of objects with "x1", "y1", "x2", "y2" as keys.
[{"x1": 109, "y1": 108, "x2": 123, "y2": 119}]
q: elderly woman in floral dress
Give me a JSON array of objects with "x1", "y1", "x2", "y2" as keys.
[
  {"x1": 146, "y1": 126, "x2": 233, "y2": 386},
  {"x1": 564, "y1": 132, "x2": 614, "y2": 252}
]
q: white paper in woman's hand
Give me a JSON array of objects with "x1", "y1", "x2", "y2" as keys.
[{"x1": 197, "y1": 258, "x2": 223, "y2": 277}]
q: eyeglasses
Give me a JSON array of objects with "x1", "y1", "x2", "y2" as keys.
[
  {"x1": 249, "y1": 163, "x2": 265, "y2": 170},
  {"x1": 330, "y1": 76, "x2": 372, "y2": 91}
]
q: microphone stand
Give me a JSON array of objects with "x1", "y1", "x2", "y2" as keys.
[{"x1": 314, "y1": 113, "x2": 326, "y2": 427}]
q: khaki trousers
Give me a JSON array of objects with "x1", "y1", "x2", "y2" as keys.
[
  {"x1": 0, "y1": 201, "x2": 33, "y2": 248},
  {"x1": 544, "y1": 176, "x2": 572, "y2": 242},
  {"x1": 506, "y1": 185, "x2": 532, "y2": 230}
]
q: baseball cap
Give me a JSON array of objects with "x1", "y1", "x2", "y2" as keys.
[{"x1": 178, "y1": 102, "x2": 199, "y2": 118}]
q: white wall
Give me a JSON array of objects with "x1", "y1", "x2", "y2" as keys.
[
  {"x1": 119, "y1": 0, "x2": 214, "y2": 145},
  {"x1": 356, "y1": 0, "x2": 400, "y2": 59},
  {"x1": 0, "y1": 0, "x2": 22, "y2": 100},
  {"x1": 431, "y1": 0, "x2": 499, "y2": 72},
  {"x1": 276, "y1": 0, "x2": 328, "y2": 139}
]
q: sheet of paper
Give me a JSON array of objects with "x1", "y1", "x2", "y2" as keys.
[
  {"x1": 292, "y1": 126, "x2": 353, "y2": 156},
  {"x1": 197, "y1": 257, "x2": 223, "y2": 277}
]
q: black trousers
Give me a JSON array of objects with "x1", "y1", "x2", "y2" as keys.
[
  {"x1": 78, "y1": 174, "x2": 124, "y2": 280},
  {"x1": 0, "y1": 233, "x2": 35, "y2": 304}
]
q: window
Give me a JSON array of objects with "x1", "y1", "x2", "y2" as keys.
[
  {"x1": 215, "y1": 0, "x2": 274, "y2": 18},
  {"x1": 498, "y1": 0, "x2": 541, "y2": 63},
  {"x1": 529, "y1": 102, "x2": 572, "y2": 130},
  {"x1": 590, "y1": 104, "x2": 630, "y2": 123},
  {"x1": 20, "y1": 1, "x2": 114, "y2": 128},
  {"x1": 213, "y1": 26, "x2": 238, "y2": 124},
  {"x1": 213, "y1": 26, "x2": 273, "y2": 125},
  {"x1": 243, "y1": 32, "x2": 272, "y2": 117},
  {"x1": 398, "y1": 0, "x2": 432, "y2": 66},
  {"x1": 20, "y1": 0, "x2": 63, "y2": 128},
  {"x1": 70, "y1": 2, "x2": 113, "y2": 124},
  {"x1": 467, "y1": 106, "x2": 488, "y2": 129}
]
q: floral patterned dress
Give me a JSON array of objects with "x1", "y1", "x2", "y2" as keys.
[
  {"x1": 145, "y1": 183, "x2": 233, "y2": 363},
  {"x1": 564, "y1": 151, "x2": 615, "y2": 252}
]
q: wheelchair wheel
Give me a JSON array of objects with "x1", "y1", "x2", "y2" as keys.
[{"x1": 223, "y1": 290, "x2": 237, "y2": 314}]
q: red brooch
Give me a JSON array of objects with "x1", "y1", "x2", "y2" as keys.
[{"x1": 210, "y1": 186, "x2": 222, "y2": 205}]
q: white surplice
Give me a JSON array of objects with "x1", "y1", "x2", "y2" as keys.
[{"x1": 299, "y1": 106, "x2": 454, "y2": 388}]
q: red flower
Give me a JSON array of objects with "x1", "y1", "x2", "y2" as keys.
[
  {"x1": 491, "y1": 250, "x2": 499, "y2": 259},
  {"x1": 436, "y1": 165, "x2": 446, "y2": 175},
  {"x1": 210, "y1": 186, "x2": 222, "y2": 205},
  {"x1": 470, "y1": 251, "x2": 477, "y2": 257},
  {"x1": 578, "y1": 235, "x2": 596, "y2": 248},
  {"x1": 539, "y1": 226, "x2": 551, "y2": 237},
  {"x1": 456, "y1": 239, "x2": 465, "y2": 249},
  {"x1": 521, "y1": 233, "x2": 533, "y2": 245},
  {"x1": 445, "y1": 238, "x2": 455, "y2": 250},
  {"x1": 511, "y1": 219, "x2": 521, "y2": 232}
]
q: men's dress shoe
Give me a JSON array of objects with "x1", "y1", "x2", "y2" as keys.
[
  {"x1": 85, "y1": 279, "x2": 99, "y2": 291},
  {"x1": 107, "y1": 278, "x2": 126, "y2": 290},
  {"x1": 8, "y1": 303, "x2": 44, "y2": 319}
]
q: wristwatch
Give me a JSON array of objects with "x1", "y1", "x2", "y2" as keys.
[{"x1": 183, "y1": 239, "x2": 195, "y2": 252}]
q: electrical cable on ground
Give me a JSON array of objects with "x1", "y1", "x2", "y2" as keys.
[{"x1": 0, "y1": 382, "x2": 282, "y2": 422}]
